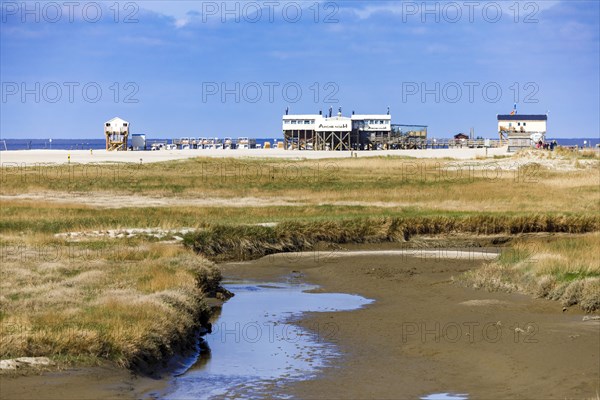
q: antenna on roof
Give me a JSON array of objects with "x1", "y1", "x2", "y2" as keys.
[
  {"x1": 387, "y1": 106, "x2": 390, "y2": 115},
  {"x1": 352, "y1": 110, "x2": 355, "y2": 115},
  {"x1": 328, "y1": 106, "x2": 332, "y2": 118},
  {"x1": 285, "y1": 107, "x2": 289, "y2": 115},
  {"x1": 338, "y1": 106, "x2": 342, "y2": 117},
  {"x1": 319, "y1": 110, "x2": 322, "y2": 115}
]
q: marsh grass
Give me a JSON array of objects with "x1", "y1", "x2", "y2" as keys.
[
  {"x1": 458, "y1": 233, "x2": 600, "y2": 311},
  {"x1": 1, "y1": 155, "x2": 599, "y2": 369},
  {"x1": 185, "y1": 215, "x2": 600, "y2": 262},
  {"x1": 0, "y1": 238, "x2": 222, "y2": 369},
  {"x1": 1, "y1": 157, "x2": 598, "y2": 214},
  {"x1": 2, "y1": 197, "x2": 599, "y2": 236}
]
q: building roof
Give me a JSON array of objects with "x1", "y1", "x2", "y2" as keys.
[
  {"x1": 351, "y1": 114, "x2": 391, "y2": 120},
  {"x1": 497, "y1": 114, "x2": 547, "y2": 121},
  {"x1": 322, "y1": 115, "x2": 351, "y2": 121},
  {"x1": 105, "y1": 117, "x2": 128, "y2": 124},
  {"x1": 282, "y1": 114, "x2": 320, "y2": 119},
  {"x1": 283, "y1": 114, "x2": 392, "y2": 120}
]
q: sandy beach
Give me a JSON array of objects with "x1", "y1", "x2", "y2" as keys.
[{"x1": 0, "y1": 147, "x2": 510, "y2": 164}]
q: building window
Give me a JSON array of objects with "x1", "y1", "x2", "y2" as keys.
[
  {"x1": 523, "y1": 122, "x2": 527, "y2": 126},
  {"x1": 509, "y1": 123, "x2": 512, "y2": 127},
  {"x1": 518, "y1": 122, "x2": 521, "y2": 126},
  {"x1": 291, "y1": 120, "x2": 296, "y2": 124}
]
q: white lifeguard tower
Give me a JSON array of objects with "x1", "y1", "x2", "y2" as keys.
[{"x1": 104, "y1": 117, "x2": 129, "y2": 151}]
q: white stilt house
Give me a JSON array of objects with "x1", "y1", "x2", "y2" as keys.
[
  {"x1": 105, "y1": 117, "x2": 130, "y2": 151},
  {"x1": 497, "y1": 114, "x2": 548, "y2": 152},
  {"x1": 282, "y1": 107, "x2": 426, "y2": 150}
]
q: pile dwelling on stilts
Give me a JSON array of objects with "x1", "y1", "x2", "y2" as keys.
[{"x1": 282, "y1": 107, "x2": 427, "y2": 150}]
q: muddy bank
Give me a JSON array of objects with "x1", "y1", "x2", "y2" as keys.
[
  {"x1": 2, "y1": 249, "x2": 598, "y2": 399},
  {"x1": 0, "y1": 363, "x2": 167, "y2": 400},
  {"x1": 221, "y1": 250, "x2": 600, "y2": 399},
  {"x1": 185, "y1": 216, "x2": 600, "y2": 262},
  {"x1": 0, "y1": 303, "x2": 227, "y2": 400},
  {"x1": 0, "y1": 267, "x2": 232, "y2": 400}
]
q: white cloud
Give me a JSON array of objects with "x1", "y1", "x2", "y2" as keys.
[
  {"x1": 174, "y1": 17, "x2": 190, "y2": 28},
  {"x1": 137, "y1": 1, "x2": 199, "y2": 20},
  {"x1": 350, "y1": 1, "x2": 562, "y2": 21},
  {"x1": 138, "y1": 0, "x2": 337, "y2": 28},
  {"x1": 352, "y1": 4, "x2": 404, "y2": 20}
]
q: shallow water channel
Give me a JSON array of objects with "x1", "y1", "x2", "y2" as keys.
[{"x1": 159, "y1": 280, "x2": 373, "y2": 399}]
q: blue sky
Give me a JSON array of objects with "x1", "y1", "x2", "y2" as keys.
[{"x1": 1, "y1": 0, "x2": 599, "y2": 139}]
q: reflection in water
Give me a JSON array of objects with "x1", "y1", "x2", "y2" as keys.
[
  {"x1": 163, "y1": 281, "x2": 373, "y2": 399},
  {"x1": 421, "y1": 393, "x2": 469, "y2": 400},
  {"x1": 173, "y1": 339, "x2": 211, "y2": 377}
]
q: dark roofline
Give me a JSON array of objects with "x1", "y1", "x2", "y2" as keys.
[
  {"x1": 391, "y1": 124, "x2": 428, "y2": 128},
  {"x1": 497, "y1": 114, "x2": 547, "y2": 121}
]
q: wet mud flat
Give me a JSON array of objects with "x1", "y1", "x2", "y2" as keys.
[
  {"x1": 221, "y1": 250, "x2": 600, "y2": 399},
  {"x1": 160, "y1": 281, "x2": 372, "y2": 399}
]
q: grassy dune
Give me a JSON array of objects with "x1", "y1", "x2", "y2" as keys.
[{"x1": 0, "y1": 237, "x2": 224, "y2": 369}]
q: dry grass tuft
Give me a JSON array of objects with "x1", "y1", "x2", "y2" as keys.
[
  {"x1": 0, "y1": 238, "x2": 223, "y2": 369},
  {"x1": 457, "y1": 233, "x2": 600, "y2": 312}
]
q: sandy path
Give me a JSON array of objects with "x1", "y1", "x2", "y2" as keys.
[
  {"x1": 0, "y1": 193, "x2": 416, "y2": 209},
  {"x1": 0, "y1": 147, "x2": 510, "y2": 164},
  {"x1": 274, "y1": 249, "x2": 500, "y2": 260},
  {"x1": 0, "y1": 193, "x2": 301, "y2": 208}
]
